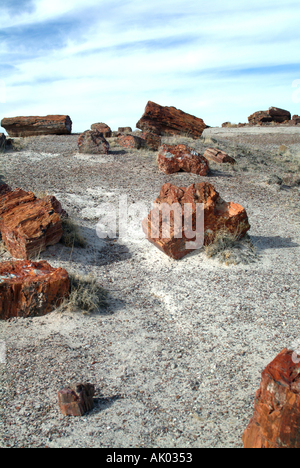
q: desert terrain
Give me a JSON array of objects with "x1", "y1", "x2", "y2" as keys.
[{"x1": 0, "y1": 126, "x2": 300, "y2": 448}]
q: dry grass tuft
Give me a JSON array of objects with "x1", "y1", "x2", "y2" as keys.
[
  {"x1": 60, "y1": 217, "x2": 87, "y2": 248},
  {"x1": 204, "y1": 229, "x2": 258, "y2": 266},
  {"x1": 65, "y1": 273, "x2": 108, "y2": 313}
]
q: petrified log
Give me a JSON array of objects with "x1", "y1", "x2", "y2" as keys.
[
  {"x1": 136, "y1": 101, "x2": 208, "y2": 138},
  {"x1": 268, "y1": 107, "x2": 291, "y2": 123},
  {"x1": 157, "y1": 144, "x2": 209, "y2": 176},
  {"x1": 0, "y1": 260, "x2": 69, "y2": 320},
  {"x1": 58, "y1": 383, "x2": 95, "y2": 416},
  {"x1": 0, "y1": 189, "x2": 65, "y2": 259},
  {"x1": 1, "y1": 115, "x2": 72, "y2": 137},
  {"x1": 243, "y1": 348, "x2": 300, "y2": 448},
  {"x1": 203, "y1": 148, "x2": 236, "y2": 165},
  {"x1": 77, "y1": 130, "x2": 109, "y2": 154},
  {"x1": 90, "y1": 123, "x2": 112, "y2": 138},
  {"x1": 142, "y1": 182, "x2": 250, "y2": 260},
  {"x1": 118, "y1": 134, "x2": 144, "y2": 149},
  {"x1": 248, "y1": 111, "x2": 272, "y2": 125}
]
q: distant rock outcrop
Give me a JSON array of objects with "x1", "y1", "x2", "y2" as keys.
[
  {"x1": 248, "y1": 107, "x2": 291, "y2": 125},
  {"x1": 136, "y1": 101, "x2": 208, "y2": 138},
  {"x1": 1, "y1": 115, "x2": 72, "y2": 137}
]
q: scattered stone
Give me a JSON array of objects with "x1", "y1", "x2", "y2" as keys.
[
  {"x1": 222, "y1": 122, "x2": 231, "y2": 127},
  {"x1": 248, "y1": 111, "x2": 273, "y2": 125},
  {"x1": 1, "y1": 115, "x2": 72, "y2": 137},
  {"x1": 142, "y1": 182, "x2": 250, "y2": 260},
  {"x1": 157, "y1": 144, "x2": 209, "y2": 176},
  {"x1": 58, "y1": 383, "x2": 95, "y2": 416},
  {"x1": 243, "y1": 348, "x2": 300, "y2": 448},
  {"x1": 118, "y1": 127, "x2": 132, "y2": 133},
  {"x1": 203, "y1": 148, "x2": 236, "y2": 165},
  {"x1": 118, "y1": 134, "x2": 144, "y2": 149},
  {"x1": 136, "y1": 101, "x2": 208, "y2": 138},
  {"x1": 292, "y1": 115, "x2": 300, "y2": 124},
  {"x1": 77, "y1": 130, "x2": 109, "y2": 154},
  {"x1": 0, "y1": 260, "x2": 69, "y2": 320},
  {"x1": 90, "y1": 123, "x2": 112, "y2": 138},
  {"x1": 140, "y1": 132, "x2": 161, "y2": 151},
  {"x1": 268, "y1": 106, "x2": 291, "y2": 123},
  {"x1": 0, "y1": 189, "x2": 65, "y2": 259}
]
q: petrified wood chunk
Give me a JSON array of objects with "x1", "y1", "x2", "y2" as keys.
[
  {"x1": 117, "y1": 134, "x2": 144, "y2": 149},
  {"x1": 58, "y1": 383, "x2": 95, "y2": 416},
  {"x1": 136, "y1": 101, "x2": 208, "y2": 138},
  {"x1": 0, "y1": 189, "x2": 65, "y2": 259},
  {"x1": 140, "y1": 132, "x2": 161, "y2": 151},
  {"x1": 248, "y1": 111, "x2": 273, "y2": 125},
  {"x1": 243, "y1": 348, "x2": 300, "y2": 448},
  {"x1": 77, "y1": 130, "x2": 109, "y2": 154},
  {"x1": 142, "y1": 182, "x2": 250, "y2": 260},
  {"x1": 90, "y1": 123, "x2": 112, "y2": 138},
  {"x1": 268, "y1": 107, "x2": 291, "y2": 123},
  {"x1": 157, "y1": 144, "x2": 209, "y2": 175},
  {"x1": 0, "y1": 260, "x2": 69, "y2": 320},
  {"x1": 1, "y1": 115, "x2": 72, "y2": 137},
  {"x1": 203, "y1": 148, "x2": 236, "y2": 165}
]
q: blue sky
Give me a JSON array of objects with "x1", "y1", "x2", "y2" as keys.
[{"x1": 0, "y1": 0, "x2": 300, "y2": 133}]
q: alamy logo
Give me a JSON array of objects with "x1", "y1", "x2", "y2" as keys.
[
  {"x1": 95, "y1": 195, "x2": 204, "y2": 250},
  {"x1": 0, "y1": 340, "x2": 6, "y2": 364}
]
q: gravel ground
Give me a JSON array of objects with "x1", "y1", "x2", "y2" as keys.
[{"x1": 0, "y1": 128, "x2": 300, "y2": 448}]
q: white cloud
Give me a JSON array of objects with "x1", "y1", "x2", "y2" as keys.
[{"x1": 1, "y1": 0, "x2": 300, "y2": 131}]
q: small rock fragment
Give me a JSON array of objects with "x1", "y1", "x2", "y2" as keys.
[{"x1": 58, "y1": 383, "x2": 95, "y2": 416}]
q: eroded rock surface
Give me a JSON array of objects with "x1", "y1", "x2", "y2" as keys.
[
  {"x1": 1, "y1": 115, "x2": 72, "y2": 137},
  {"x1": 142, "y1": 182, "x2": 250, "y2": 259},
  {"x1": 157, "y1": 144, "x2": 209, "y2": 176},
  {"x1": 243, "y1": 348, "x2": 300, "y2": 448},
  {"x1": 0, "y1": 260, "x2": 69, "y2": 320},
  {"x1": 136, "y1": 101, "x2": 208, "y2": 138},
  {"x1": 90, "y1": 123, "x2": 112, "y2": 138}
]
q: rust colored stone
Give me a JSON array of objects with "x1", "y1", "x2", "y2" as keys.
[
  {"x1": 0, "y1": 260, "x2": 69, "y2": 320},
  {"x1": 0, "y1": 189, "x2": 65, "y2": 259},
  {"x1": 58, "y1": 383, "x2": 95, "y2": 416},
  {"x1": 157, "y1": 144, "x2": 209, "y2": 176},
  {"x1": 248, "y1": 111, "x2": 272, "y2": 125},
  {"x1": 142, "y1": 182, "x2": 250, "y2": 260},
  {"x1": 118, "y1": 134, "x2": 144, "y2": 149},
  {"x1": 136, "y1": 101, "x2": 208, "y2": 138},
  {"x1": 77, "y1": 130, "x2": 109, "y2": 154},
  {"x1": 203, "y1": 148, "x2": 236, "y2": 165},
  {"x1": 140, "y1": 132, "x2": 161, "y2": 151},
  {"x1": 1, "y1": 115, "x2": 72, "y2": 137},
  {"x1": 268, "y1": 107, "x2": 291, "y2": 123},
  {"x1": 243, "y1": 348, "x2": 300, "y2": 448},
  {"x1": 90, "y1": 123, "x2": 112, "y2": 138}
]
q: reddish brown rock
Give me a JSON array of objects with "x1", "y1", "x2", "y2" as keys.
[
  {"x1": 142, "y1": 182, "x2": 250, "y2": 260},
  {"x1": 118, "y1": 127, "x2": 132, "y2": 133},
  {"x1": 77, "y1": 130, "x2": 109, "y2": 154},
  {"x1": 243, "y1": 348, "x2": 300, "y2": 448},
  {"x1": 58, "y1": 383, "x2": 95, "y2": 416},
  {"x1": 0, "y1": 189, "x2": 65, "y2": 259},
  {"x1": 136, "y1": 101, "x2": 208, "y2": 138},
  {"x1": 1, "y1": 115, "x2": 72, "y2": 137},
  {"x1": 268, "y1": 107, "x2": 291, "y2": 123},
  {"x1": 118, "y1": 134, "x2": 144, "y2": 149},
  {"x1": 90, "y1": 122, "x2": 112, "y2": 138},
  {"x1": 157, "y1": 144, "x2": 209, "y2": 176},
  {"x1": 0, "y1": 260, "x2": 69, "y2": 320},
  {"x1": 292, "y1": 115, "x2": 300, "y2": 124},
  {"x1": 140, "y1": 132, "x2": 161, "y2": 151},
  {"x1": 203, "y1": 148, "x2": 236, "y2": 165},
  {"x1": 248, "y1": 111, "x2": 272, "y2": 125}
]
